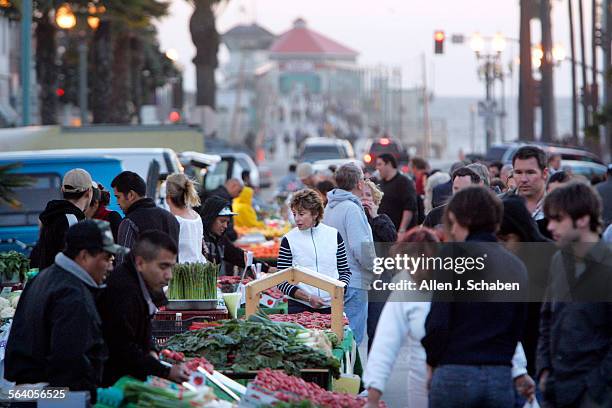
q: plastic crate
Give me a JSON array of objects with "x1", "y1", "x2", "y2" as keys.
[
  {"x1": 153, "y1": 309, "x2": 229, "y2": 321},
  {"x1": 221, "y1": 369, "x2": 331, "y2": 391},
  {"x1": 152, "y1": 316, "x2": 227, "y2": 346}
]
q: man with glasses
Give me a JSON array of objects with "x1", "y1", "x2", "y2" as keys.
[{"x1": 6, "y1": 220, "x2": 128, "y2": 402}]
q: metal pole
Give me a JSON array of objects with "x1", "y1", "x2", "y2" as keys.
[
  {"x1": 519, "y1": 0, "x2": 535, "y2": 140},
  {"x1": 579, "y1": 0, "x2": 591, "y2": 128},
  {"x1": 485, "y1": 59, "x2": 493, "y2": 150},
  {"x1": 20, "y1": 0, "x2": 32, "y2": 126},
  {"x1": 570, "y1": 0, "x2": 579, "y2": 143},
  {"x1": 605, "y1": 0, "x2": 612, "y2": 160},
  {"x1": 78, "y1": 38, "x2": 88, "y2": 125},
  {"x1": 541, "y1": 0, "x2": 556, "y2": 141},
  {"x1": 592, "y1": 0, "x2": 599, "y2": 113}
]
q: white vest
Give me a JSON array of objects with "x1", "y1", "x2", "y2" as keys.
[{"x1": 284, "y1": 223, "x2": 339, "y2": 306}]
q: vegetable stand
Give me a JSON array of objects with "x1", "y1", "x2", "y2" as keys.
[{"x1": 244, "y1": 266, "x2": 346, "y2": 341}]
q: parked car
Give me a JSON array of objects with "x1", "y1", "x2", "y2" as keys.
[
  {"x1": 0, "y1": 152, "x2": 124, "y2": 253},
  {"x1": 298, "y1": 137, "x2": 355, "y2": 163},
  {"x1": 487, "y1": 142, "x2": 603, "y2": 165},
  {"x1": 362, "y1": 136, "x2": 409, "y2": 171},
  {"x1": 203, "y1": 152, "x2": 261, "y2": 191},
  {"x1": 561, "y1": 160, "x2": 607, "y2": 182}
]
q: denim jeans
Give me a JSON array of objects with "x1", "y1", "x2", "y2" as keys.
[
  {"x1": 344, "y1": 286, "x2": 368, "y2": 345},
  {"x1": 429, "y1": 365, "x2": 514, "y2": 408}
]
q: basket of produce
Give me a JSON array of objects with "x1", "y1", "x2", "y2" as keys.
[
  {"x1": 167, "y1": 263, "x2": 219, "y2": 311},
  {"x1": 0, "y1": 252, "x2": 29, "y2": 284},
  {"x1": 151, "y1": 317, "x2": 222, "y2": 346},
  {"x1": 163, "y1": 312, "x2": 341, "y2": 388}
]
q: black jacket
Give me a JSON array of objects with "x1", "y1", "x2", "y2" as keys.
[
  {"x1": 116, "y1": 197, "x2": 180, "y2": 264},
  {"x1": 423, "y1": 204, "x2": 445, "y2": 228},
  {"x1": 596, "y1": 179, "x2": 612, "y2": 227},
  {"x1": 5, "y1": 257, "x2": 107, "y2": 398},
  {"x1": 97, "y1": 259, "x2": 170, "y2": 386},
  {"x1": 422, "y1": 232, "x2": 528, "y2": 368},
  {"x1": 201, "y1": 196, "x2": 268, "y2": 275},
  {"x1": 537, "y1": 243, "x2": 612, "y2": 406},
  {"x1": 30, "y1": 200, "x2": 85, "y2": 270}
]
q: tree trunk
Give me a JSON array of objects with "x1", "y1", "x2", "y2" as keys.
[
  {"x1": 109, "y1": 29, "x2": 132, "y2": 124},
  {"x1": 35, "y1": 13, "x2": 57, "y2": 125},
  {"x1": 91, "y1": 20, "x2": 113, "y2": 124},
  {"x1": 130, "y1": 35, "x2": 144, "y2": 124},
  {"x1": 190, "y1": 0, "x2": 218, "y2": 108}
]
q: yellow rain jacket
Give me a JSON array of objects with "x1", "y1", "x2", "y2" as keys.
[{"x1": 233, "y1": 186, "x2": 264, "y2": 228}]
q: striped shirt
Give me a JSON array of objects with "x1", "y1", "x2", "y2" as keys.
[{"x1": 277, "y1": 232, "x2": 351, "y2": 297}]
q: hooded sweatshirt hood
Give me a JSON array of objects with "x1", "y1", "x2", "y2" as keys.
[
  {"x1": 55, "y1": 252, "x2": 104, "y2": 289},
  {"x1": 500, "y1": 195, "x2": 550, "y2": 242},
  {"x1": 326, "y1": 189, "x2": 364, "y2": 210},
  {"x1": 234, "y1": 186, "x2": 253, "y2": 205},
  {"x1": 201, "y1": 196, "x2": 229, "y2": 234},
  {"x1": 39, "y1": 199, "x2": 84, "y2": 224}
]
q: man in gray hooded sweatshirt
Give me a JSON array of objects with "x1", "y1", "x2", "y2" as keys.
[{"x1": 323, "y1": 163, "x2": 376, "y2": 345}]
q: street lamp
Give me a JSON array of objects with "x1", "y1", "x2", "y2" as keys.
[
  {"x1": 470, "y1": 33, "x2": 485, "y2": 56},
  {"x1": 552, "y1": 44, "x2": 566, "y2": 66},
  {"x1": 492, "y1": 33, "x2": 507, "y2": 54},
  {"x1": 54, "y1": 3, "x2": 104, "y2": 126}
]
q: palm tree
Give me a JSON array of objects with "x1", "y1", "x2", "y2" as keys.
[{"x1": 188, "y1": 0, "x2": 224, "y2": 108}]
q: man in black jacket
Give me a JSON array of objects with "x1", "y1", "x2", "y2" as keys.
[
  {"x1": 6, "y1": 220, "x2": 128, "y2": 401},
  {"x1": 97, "y1": 231, "x2": 190, "y2": 386},
  {"x1": 111, "y1": 171, "x2": 180, "y2": 265},
  {"x1": 201, "y1": 196, "x2": 272, "y2": 276},
  {"x1": 538, "y1": 182, "x2": 612, "y2": 408},
  {"x1": 30, "y1": 168, "x2": 94, "y2": 270}
]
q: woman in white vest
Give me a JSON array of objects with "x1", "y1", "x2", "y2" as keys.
[{"x1": 277, "y1": 189, "x2": 352, "y2": 314}]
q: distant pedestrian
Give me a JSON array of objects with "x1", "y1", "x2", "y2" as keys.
[
  {"x1": 297, "y1": 162, "x2": 317, "y2": 189},
  {"x1": 538, "y1": 182, "x2": 612, "y2": 407},
  {"x1": 30, "y1": 168, "x2": 94, "y2": 270},
  {"x1": 165, "y1": 173, "x2": 206, "y2": 264},
  {"x1": 376, "y1": 153, "x2": 418, "y2": 236},
  {"x1": 424, "y1": 172, "x2": 450, "y2": 215},
  {"x1": 546, "y1": 170, "x2": 571, "y2": 193},
  {"x1": 111, "y1": 171, "x2": 180, "y2": 265},
  {"x1": 315, "y1": 180, "x2": 335, "y2": 207},
  {"x1": 488, "y1": 161, "x2": 503, "y2": 178},
  {"x1": 277, "y1": 164, "x2": 301, "y2": 195},
  {"x1": 323, "y1": 164, "x2": 376, "y2": 345},
  {"x1": 547, "y1": 153, "x2": 562, "y2": 174},
  {"x1": 233, "y1": 186, "x2": 264, "y2": 228},
  {"x1": 595, "y1": 164, "x2": 612, "y2": 227},
  {"x1": 431, "y1": 161, "x2": 466, "y2": 211}
]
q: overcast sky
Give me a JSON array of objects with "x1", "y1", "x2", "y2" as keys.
[{"x1": 156, "y1": 0, "x2": 596, "y2": 98}]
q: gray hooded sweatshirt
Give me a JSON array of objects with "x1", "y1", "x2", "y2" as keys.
[{"x1": 323, "y1": 189, "x2": 376, "y2": 289}]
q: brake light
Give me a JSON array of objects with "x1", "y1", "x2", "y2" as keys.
[
  {"x1": 401, "y1": 165, "x2": 410, "y2": 173},
  {"x1": 380, "y1": 138, "x2": 390, "y2": 146},
  {"x1": 364, "y1": 154, "x2": 372, "y2": 163}
]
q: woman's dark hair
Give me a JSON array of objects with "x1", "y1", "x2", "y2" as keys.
[
  {"x1": 548, "y1": 170, "x2": 570, "y2": 185},
  {"x1": 111, "y1": 171, "x2": 146, "y2": 197},
  {"x1": 544, "y1": 181, "x2": 602, "y2": 232},
  {"x1": 445, "y1": 186, "x2": 503, "y2": 234},
  {"x1": 89, "y1": 187, "x2": 101, "y2": 208},
  {"x1": 499, "y1": 195, "x2": 549, "y2": 242}
]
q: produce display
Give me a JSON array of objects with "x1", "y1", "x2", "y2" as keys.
[
  {"x1": 235, "y1": 222, "x2": 291, "y2": 240},
  {"x1": 164, "y1": 316, "x2": 340, "y2": 378},
  {"x1": 0, "y1": 251, "x2": 29, "y2": 283},
  {"x1": 268, "y1": 312, "x2": 349, "y2": 330},
  {"x1": 236, "y1": 240, "x2": 280, "y2": 260},
  {"x1": 217, "y1": 276, "x2": 285, "y2": 302},
  {"x1": 0, "y1": 290, "x2": 21, "y2": 318},
  {"x1": 121, "y1": 377, "x2": 221, "y2": 408},
  {"x1": 252, "y1": 369, "x2": 385, "y2": 408},
  {"x1": 168, "y1": 263, "x2": 219, "y2": 300}
]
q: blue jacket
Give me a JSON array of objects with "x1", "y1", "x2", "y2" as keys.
[{"x1": 323, "y1": 189, "x2": 376, "y2": 289}]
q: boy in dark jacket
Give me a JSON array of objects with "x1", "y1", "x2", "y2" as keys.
[
  {"x1": 97, "y1": 231, "x2": 190, "y2": 386},
  {"x1": 6, "y1": 220, "x2": 127, "y2": 401},
  {"x1": 30, "y1": 168, "x2": 94, "y2": 269}
]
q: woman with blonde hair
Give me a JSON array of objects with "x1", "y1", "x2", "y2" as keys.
[{"x1": 166, "y1": 173, "x2": 206, "y2": 264}]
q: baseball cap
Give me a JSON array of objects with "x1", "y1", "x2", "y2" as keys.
[
  {"x1": 296, "y1": 162, "x2": 314, "y2": 180},
  {"x1": 66, "y1": 219, "x2": 130, "y2": 256},
  {"x1": 62, "y1": 168, "x2": 94, "y2": 194},
  {"x1": 218, "y1": 206, "x2": 238, "y2": 216}
]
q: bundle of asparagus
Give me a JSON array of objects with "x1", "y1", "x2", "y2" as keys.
[{"x1": 168, "y1": 263, "x2": 219, "y2": 300}]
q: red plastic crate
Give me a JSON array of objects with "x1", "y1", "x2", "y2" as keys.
[{"x1": 153, "y1": 309, "x2": 229, "y2": 321}]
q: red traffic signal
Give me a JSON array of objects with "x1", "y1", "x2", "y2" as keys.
[{"x1": 434, "y1": 30, "x2": 445, "y2": 54}]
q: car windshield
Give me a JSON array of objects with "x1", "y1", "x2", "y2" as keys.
[
  {"x1": 301, "y1": 145, "x2": 346, "y2": 162},
  {"x1": 0, "y1": 173, "x2": 61, "y2": 227}
]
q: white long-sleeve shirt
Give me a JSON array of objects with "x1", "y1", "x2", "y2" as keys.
[{"x1": 364, "y1": 300, "x2": 528, "y2": 407}]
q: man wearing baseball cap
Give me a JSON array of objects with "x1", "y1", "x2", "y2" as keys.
[
  {"x1": 30, "y1": 168, "x2": 95, "y2": 270},
  {"x1": 6, "y1": 220, "x2": 129, "y2": 402}
]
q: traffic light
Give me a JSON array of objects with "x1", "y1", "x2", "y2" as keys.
[{"x1": 434, "y1": 30, "x2": 445, "y2": 54}]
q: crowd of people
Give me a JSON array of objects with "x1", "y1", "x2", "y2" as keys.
[{"x1": 2, "y1": 143, "x2": 612, "y2": 407}]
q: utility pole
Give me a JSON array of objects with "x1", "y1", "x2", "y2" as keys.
[
  {"x1": 579, "y1": 0, "x2": 591, "y2": 128},
  {"x1": 605, "y1": 0, "x2": 612, "y2": 160},
  {"x1": 569, "y1": 0, "x2": 579, "y2": 144},
  {"x1": 541, "y1": 0, "x2": 556, "y2": 141},
  {"x1": 592, "y1": 0, "x2": 599, "y2": 113},
  {"x1": 20, "y1": 0, "x2": 32, "y2": 126},
  {"x1": 519, "y1": 0, "x2": 535, "y2": 141},
  {"x1": 422, "y1": 53, "x2": 432, "y2": 158}
]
